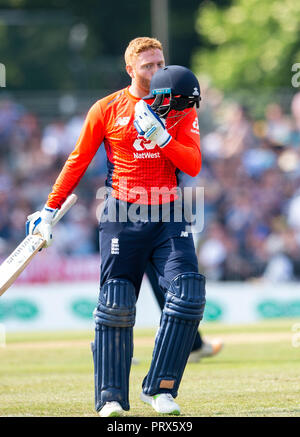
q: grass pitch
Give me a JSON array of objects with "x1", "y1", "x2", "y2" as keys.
[{"x1": 0, "y1": 319, "x2": 300, "y2": 417}]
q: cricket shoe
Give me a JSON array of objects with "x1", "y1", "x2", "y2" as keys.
[
  {"x1": 188, "y1": 338, "x2": 223, "y2": 363},
  {"x1": 140, "y1": 392, "x2": 181, "y2": 415},
  {"x1": 98, "y1": 401, "x2": 124, "y2": 417}
]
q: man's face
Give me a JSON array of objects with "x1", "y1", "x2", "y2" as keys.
[{"x1": 127, "y1": 48, "x2": 165, "y2": 94}]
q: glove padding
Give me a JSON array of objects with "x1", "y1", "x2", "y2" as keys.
[
  {"x1": 26, "y1": 206, "x2": 57, "y2": 247},
  {"x1": 134, "y1": 100, "x2": 172, "y2": 148}
]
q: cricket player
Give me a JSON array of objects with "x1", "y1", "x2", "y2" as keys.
[{"x1": 26, "y1": 37, "x2": 206, "y2": 417}]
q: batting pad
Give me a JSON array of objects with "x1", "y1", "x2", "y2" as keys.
[
  {"x1": 142, "y1": 272, "x2": 206, "y2": 397},
  {"x1": 92, "y1": 278, "x2": 136, "y2": 412}
]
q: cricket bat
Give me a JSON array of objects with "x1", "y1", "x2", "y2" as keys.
[{"x1": 0, "y1": 194, "x2": 77, "y2": 296}]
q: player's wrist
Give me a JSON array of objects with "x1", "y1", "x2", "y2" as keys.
[
  {"x1": 41, "y1": 206, "x2": 57, "y2": 224},
  {"x1": 157, "y1": 131, "x2": 172, "y2": 148}
]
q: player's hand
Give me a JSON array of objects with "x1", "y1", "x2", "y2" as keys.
[
  {"x1": 26, "y1": 206, "x2": 57, "y2": 247},
  {"x1": 134, "y1": 100, "x2": 172, "y2": 148}
]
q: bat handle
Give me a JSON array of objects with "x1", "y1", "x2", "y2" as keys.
[{"x1": 51, "y1": 194, "x2": 78, "y2": 227}]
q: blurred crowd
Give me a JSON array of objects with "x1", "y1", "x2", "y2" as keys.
[
  {"x1": 0, "y1": 86, "x2": 300, "y2": 282},
  {"x1": 196, "y1": 86, "x2": 300, "y2": 282}
]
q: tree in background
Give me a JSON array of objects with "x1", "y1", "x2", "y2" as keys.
[{"x1": 192, "y1": 0, "x2": 300, "y2": 92}]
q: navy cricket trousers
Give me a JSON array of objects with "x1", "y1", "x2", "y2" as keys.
[{"x1": 99, "y1": 196, "x2": 199, "y2": 298}]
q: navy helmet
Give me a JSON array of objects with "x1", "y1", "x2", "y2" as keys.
[{"x1": 144, "y1": 65, "x2": 201, "y2": 117}]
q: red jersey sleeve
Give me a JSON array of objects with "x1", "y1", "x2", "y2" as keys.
[
  {"x1": 47, "y1": 101, "x2": 104, "y2": 209},
  {"x1": 161, "y1": 107, "x2": 201, "y2": 177}
]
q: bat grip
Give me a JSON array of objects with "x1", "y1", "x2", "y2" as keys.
[{"x1": 51, "y1": 194, "x2": 78, "y2": 227}]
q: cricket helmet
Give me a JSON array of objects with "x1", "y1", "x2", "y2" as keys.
[{"x1": 144, "y1": 65, "x2": 201, "y2": 118}]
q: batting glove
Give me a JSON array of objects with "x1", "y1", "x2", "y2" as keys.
[
  {"x1": 134, "y1": 100, "x2": 172, "y2": 148},
  {"x1": 26, "y1": 206, "x2": 57, "y2": 247}
]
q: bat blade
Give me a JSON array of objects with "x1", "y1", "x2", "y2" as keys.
[{"x1": 0, "y1": 234, "x2": 45, "y2": 296}]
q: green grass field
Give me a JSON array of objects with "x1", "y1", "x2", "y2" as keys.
[{"x1": 0, "y1": 319, "x2": 300, "y2": 417}]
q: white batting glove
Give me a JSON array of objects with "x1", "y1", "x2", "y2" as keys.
[
  {"x1": 134, "y1": 100, "x2": 172, "y2": 148},
  {"x1": 26, "y1": 206, "x2": 57, "y2": 247}
]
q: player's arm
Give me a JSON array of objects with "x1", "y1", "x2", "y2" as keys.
[
  {"x1": 26, "y1": 101, "x2": 105, "y2": 246},
  {"x1": 134, "y1": 101, "x2": 201, "y2": 177},
  {"x1": 159, "y1": 108, "x2": 201, "y2": 176},
  {"x1": 47, "y1": 101, "x2": 105, "y2": 209}
]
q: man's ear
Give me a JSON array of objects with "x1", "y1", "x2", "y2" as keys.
[{"x1": 126, "y1": 64, "x2": 134, "y2": 79}]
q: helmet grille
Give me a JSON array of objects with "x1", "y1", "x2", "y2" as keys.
[{"x1": 150, "y1": 93, "x2": 201, "y2": 118}]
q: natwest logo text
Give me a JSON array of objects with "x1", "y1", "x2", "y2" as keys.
[
  {"x1": 133, "y1": 137, "x2": 156, "y2": 151},
  {"x1": 132, "y1": 137, "x2": 160, "y2": 158}
]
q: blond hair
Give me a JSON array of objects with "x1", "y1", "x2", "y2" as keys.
[{"x1": 124, "y1": 37, "x2": 163, "y2": 66}]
